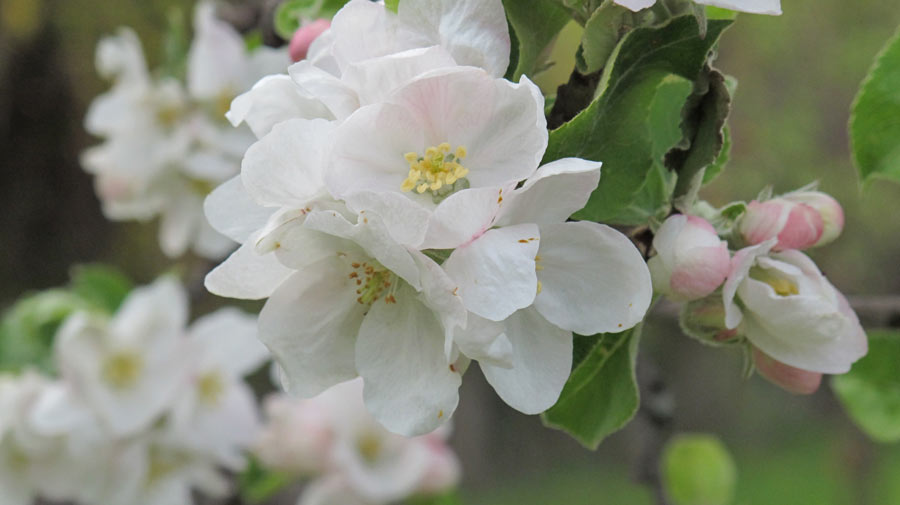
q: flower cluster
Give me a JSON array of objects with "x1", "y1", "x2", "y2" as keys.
[
  {"x1": 650, "y1": 188, "x2": 866, "y2": 394},
  {"x1": 82, "y1": 2, "x2": 289, "y2": 259},
  {"x1": 255, "y1": 378, "x2": 459, "y2": 505},
  {"x1": 205, "y1": 0, "x2": 653, "y2": 436},
  {"x1": 0, "y1": 278, "x2": 268, "y2": 505}
]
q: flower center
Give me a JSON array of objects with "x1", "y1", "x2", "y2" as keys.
[
  {"x1": 356, "y1": 431, "x2": 383, "y2": 464},
  {"x1": 102, "y1": 352, "x2": 143, "y2": 390},
  {"x1": 750, "y1": 267, "x2": 799, "y2": 297},
  {"x1": 350, "y1": 261, "x2": 398, "y2": 305},
  {"x1": 401, "y1": 143, "x2": 470, "y2": 202},
  {"x1": 198, "y1": 371, "x2": 225, "y2": 407}
]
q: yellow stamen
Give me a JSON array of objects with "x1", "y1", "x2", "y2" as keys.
[
  {"x1": 198, "y1": 371, "x2": 225, "y2": 407},
  {"x1": 102, "y1": 352, "x2": 143, "y2": 389},
  {"x1": 400, "y1": 142, "x2": 470, "y2": 198}
]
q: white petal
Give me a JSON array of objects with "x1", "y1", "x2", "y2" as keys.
[
  {"x1": 422, "y1": 184, "x2": 510, "y2": 249},
  {"x1": 443, "y1": 223, "x2": 540, "y2": 321},
  {"x1": 342, "y1": 190, "x2": 431, "y2": 249},
  {"x1": 227, "y1": 75, "x2": 332, "y2": 138},
  {"x1": 241, "y1": 118, "x2": 335, "y2": 207},
  {"x1": 410, "y1": 250, "x2": 468, "y2": 356},
  {"x1": 388, "y1": 68, "x2": 547, "y2": 187},
  {"x1": 695, "y1": 0, "x2": 782, "y2": 15},
  {"x1": 158, "y1": 193, "x2": 202, "y2": 258},
  {"x1": 356, "y1": 286, "x2": 461, "y2": 436},
  {"x1": 112, "y1": 277, "x2": 187, "y2": 343},
  {"x1": 329, "y1": 0, "x2": 405, "y2": 71},
  {"x1": 188, "y1": 308, "x2": 268, "y2": 376},
  {"x1": 452, "y1": 314, "x2": 513, "y2": 367},
  {"x1": 722, "y1": 238, "x2": 777, "y2": 329},
  {"x1": 481, "y1": 308, "x2": 572, "y2": 414},
  {"x1": 397, "y1": 0, "x2": 511, "y2": 77},
  {"x1": 302, "y1": 209, "x2": 422, "y2": 289},
  {"x1": 328, "y1": 102, "x2": 425, "y2": 198},
  {"x1": 496, "y1": 158, "x2": 602, "y2": 227},
  {"x1": 533, "y1": 222, "x2": 652, "y2": 334},
  {"x1": 205, "y1": 243, "x2": 293, "y2": 300},
  {"x1": 289, "y1": 61, "x2": 360, "y2": 120},
  {"x1": 342, "y1": 46, "x2": 457, "y2": 107},
  {"x1": 95, "y1": 27, "x2": 148, "y2": 84},
  {"x1": 613, "y1": 0, "x2": 657, "y2": 11},
  {"x1": 187, "y1": 2, "x2": 248, "y2": 100},
  {"x1": 259, "y1": 261, "x2": 364, "y2": 398}
]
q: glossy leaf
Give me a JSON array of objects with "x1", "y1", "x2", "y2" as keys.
[
  {"x1": 502, "y1": 0, "x2": 571, "y2": 81},
  {"x1": 544, "y1": 15, "x2": 733, "y2": 223},
  {"x1": 542, "y1": 325, "x2": 642, "y2": 449}
]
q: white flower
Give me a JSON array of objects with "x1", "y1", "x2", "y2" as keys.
[
  {"x1": 83, "y1": 2, "x2": 289, "y2": 259},
  {"x1": 228, "y1": 0, "x2": 511, "y2": 137},
  {"x1": 440, "y1": 159, "x2": 653, "y2": 413},
  {"x1": 723, "y1": 240, "x2": 867, "y2": 374},
  {"x1": 613, "y1": 0, "x2": 781, "y2": 15},
  {"x1": 54, "y1": 278, "x2": 190, "y2": 436},
  {"x1": 168, "y1": 308, "x2": 269, "y2": 469},
  {"x1": 259, "y1": 379, "x2": 460, "y2": 505},
  {"x1": 327, "y1": 66, "x2": 547, "y2": 248}
]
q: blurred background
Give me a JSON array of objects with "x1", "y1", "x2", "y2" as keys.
[{"x1": 1, "y1": 0, "x2": 899, "y2": 503}]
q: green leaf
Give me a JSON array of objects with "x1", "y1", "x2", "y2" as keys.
[
  {"x1": 385, "y1": 0, "x2": 400, "y2": 13},
  {"x1": 542, "y1": 325, "x2": 642, "y2": 449},
  {"x1": 609, "y1": 75, "x2": 690, "y2": 225},
  {"x1": 662, "y1": 434, "x2": 737, "y2": 505},
  {"x1": 578, "y1": 1, "x2": 628, "y2": 74},
  {"x1": 667, "y1": 67, "x2": 732, "y2": 199},
  {"x1": 274, "y1": 0, "x2": 322, "y2": 40},
  {"x1": 832, "y1": 330, "x2": 900, "y2": 443},
  {"x1": 544, "y1": 15, "x2": 732, "y2": 223},
  {"x1": 69, "y1": 264, "x2": 133, "y2": 314},
  {"x1": 502, "y1": 0, "x2": 571, "y2": 81},
  {"x1": 850, "y1": 26, "x2": 900, "y2": 185},
  {"x1": 0, "y1": 290, "x2": 92, "y2": 374},
  {"x1": 406, "y1": 491, "x2": 463, "y2": 505},
  {"x1": 238, "y1": 456, "x2": 295, "y2": 504}
]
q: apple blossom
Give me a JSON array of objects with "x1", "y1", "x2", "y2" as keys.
[
  {"x1": 648, "y1": 214, "x2": 732, "y2": 301},
  {"x1": 83, "y1": 2, "x2": 289, "y2": 259},
  {"x1": 257, "y1": 379, "x2": 460, "y2": 505},
  {"x1": 723, "y1": 240, "x2": 867, "y2": 374},
  {"x1": 54, "y1": 278, "x2": 190, "y2": 437},
  {"x1": 613, "y1": 0, "x2": 781, "y2": 15}
]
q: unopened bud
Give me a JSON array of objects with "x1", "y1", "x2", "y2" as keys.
[
  {"x1": 289, "y1": 19, "x2": 331, "y2": 62},
  {"x1": 649, "y1": 215, "x2": 731, "y2": 301},
  {"x1": 781, "y1": 191, "x2": 844, "y2": 247},
  {"x1": 739, "y1": 189, "x2": 844, "y2": 251}
]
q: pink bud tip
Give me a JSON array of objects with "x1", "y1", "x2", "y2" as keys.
[
  {"x1": 289, "y1": 19, "x2": 331, "y2": 62},
  {"x1": 753, "y1": 347, "x2": 822, "y2": 395}
]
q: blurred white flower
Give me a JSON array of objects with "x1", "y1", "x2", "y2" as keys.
[
  {"x1": 256, "y1": 379, "x2": 460, "y2": 505},
  {"x1": 83, "y1": 2, "x2": 289, "y2": 259}
]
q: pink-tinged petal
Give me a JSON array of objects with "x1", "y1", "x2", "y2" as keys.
[
  {"x1": 669, "y1": 243, "x2": 731, "y2": 300},
  {"x1": 752, "y1": 347, "x2": 822, "y2": 395},
  {"x1": 739, "y1": 200, "x2": 791, "y2": 246},
  {"x1": 775, "y1": 203, "x2": 823, "y2": 250},
  {"x1": 290, "y1": 20, "x2": 331, "y2": 62},
  {"x1": 722, "y1": 239, "x2": 777, "y2": 329},
  {"x1": 784, "y1": 191, "x2": 845, "y2": 247}
]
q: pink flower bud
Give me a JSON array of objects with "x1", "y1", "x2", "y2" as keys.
[
  {"x1": 649, "y1": 215, "x2": 731, "y2": 301},
  {"x1": 782, "y1": 191, "x2": 845, "y2": 247},
  {"x1": 289, "y1": 19, "x2": 331, "y2": 62},
  {"x1": 752, "y1": 347, "x2": 822, "y2": 395},
  {"x1": 739, "y1": 190, "x2": 843, "y2": 250}
]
